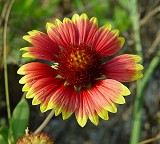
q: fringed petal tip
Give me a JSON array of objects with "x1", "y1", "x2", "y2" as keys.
[
  {"x1": 71, "y1": 13, "x2": 80, "y2": 22},
  {"x1": 17, "y1": 66, "x2": 25, "y2": 75},
  {"x1": 118, "y1": 37, "x2": 125, "y2": 48},
  {"x1": 27, "y1": 30, "x2": 40, "y2": 36},
  {"x1": 22, "y1": 52, "x2": 35, "y2": 58},
  {"x1": 20, "y1": 47, "x2": 29, "y2": 51},
  {"x1": 55, "y1": 19, "x2": 63, "y2": 26},
  {"x1": 76, "y1": 110, "x2": 109, "y2": 127},
  {"x1": 90, "y1": 17, "x2": 98, "y2": 26},
  {"x1": 105, "y1": 103, "x2": 117, "y2": 113},
  {"x1": 39, "y1": 102, "x2": 53, "y2": 113},
  {"x1": 40, "y1": 104, "x2": 48, "y2": 113},
  {"x1": 111, "y1": 29, "x2": 119, "y2": 37},
  {"x1": 100, "y1": 24, "x2": 112, "y2": 31},
  {"x1": 72, "y1": 13, "x2": 89, "y2": 22},
  {"x1": 19, "y1": 76, "x2": 26, "y2": 84},
  {"x1": 80, "y1": 13, "x2": 89, "y2": 19},
  {"x1": 121, "y1": 84, "x2": 131, "y2": 96},
  {"x1": 23, "y1": 35, "x2": 31, "y2": 42},
  {"x1": 97, "y1": 109, "x2": 109, "y2": 120},
  {"x1": 89, "y1": 115, "x2": 99, "y2": 126},
  {"x1": 20, "y1": 47, "x2": 36, "y2": 59},
  {"x1": 131, "y1": 71, "x2": 143, "y2": 81},
  {"x1": 130, "y1": 54, "x2": 142, "y2": 62},
  {"x1": 76, "y1": 115, "x2": 88, "y2": 127},
  {"x1": 23, "y1": 30, "x2": 40, "y2": 41},
  {"x1": 62, "y1": 110, "x2": 73, "y2": 120},
  {"x1": 46, "y1": 22, "x2": 55, "y2": 32},
  {"x1": 63, "y1": 17, "x2": 72, "y2": 24},
  {"x1": 32, "y1": 96, "x2": 41, "y2": 105},
  {"x1": 72, "y1": 13, "x2": 98, "y2": 25},
  {"x1": 22, "y1": 84, "x2": 30, "y2": 92},
  {"x1": 130, "y1": 55, "x2": 144, "y2": 81}
]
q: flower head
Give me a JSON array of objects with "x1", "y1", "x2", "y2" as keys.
[
  {"x1": 16, "y1": 129, "x2": 54, "y2": 144},
  {"x1": 18, "y1": 13, "x2": 143, "y2": 127}
]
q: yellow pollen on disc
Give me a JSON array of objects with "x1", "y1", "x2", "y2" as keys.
[{"x1": 69, "y1": 50, "x2": 88, "y2": 68}]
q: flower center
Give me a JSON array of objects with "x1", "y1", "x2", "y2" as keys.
[{"x1": 57, "y1": 43, "x2": 102, "y2": 88}]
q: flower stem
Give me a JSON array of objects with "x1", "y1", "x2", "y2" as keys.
[
  {"x1": 138, "y1": 134, "x2": 160, "y2": 144},
  {"x1": 131, "y1": 54, "x2": 159, "y2": 144},
  {"x1": 128, "y1": 0, "x2": 160, "y2": 143},
  {"x1": 128, "y1": 0, "x2": 143, "y2": 143},
  {"x1": 3, "y1": 0, "x2": 15, "y2": 126},
  {"x1": 34, "y1": 109, "x2": 55, "y2": 135}
]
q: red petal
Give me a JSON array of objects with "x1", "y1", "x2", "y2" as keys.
[
  {"x1": 85, "y1": 79, "x2": 130, "y2": 112},
  {"x1": 77, "y1": 90, "x2": 99, "y2": 125},
  {"x1": 21, "y1": 47, "x2": 58, "y2": 61},
  {"x1": 92, "y1": 26, "x2": 124, "y2": 57},
  {"x1": 75, "y1": 91, "x2": 88, "y2": 127},
  {"x1": 47, "y1": 14, "x2": 98, "y2": 49},
  {"x1": 72, "y1": 14, "x2": 98, "y2": 45},
  {"x1": 47, "y1": 19, "x2": 79, "y2": 48},
  {"x1": 103, "y1": 54, "x2": 143, "y2": 82},
  {"x1": 50, "y1": 85, "x2": 78, "y2": 113},
  {"x1": 23, "y1": 31, "x2": 59, "y2": 61},
  {"x1": 17, "y1": 62, "x2": 58, "y2": 76}
]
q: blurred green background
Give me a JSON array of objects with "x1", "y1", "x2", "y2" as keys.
[{"x1": 0, "y1": 0, "x2": 159, "y2": 144}]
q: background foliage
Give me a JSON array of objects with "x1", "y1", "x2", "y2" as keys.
[{"x1": 0, "y1": 0, "x2": 160, "y2": 144}]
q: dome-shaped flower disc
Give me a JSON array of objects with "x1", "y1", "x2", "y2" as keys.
[{"x1": 18, "y1": 13, "x2": 143, "y2": 127}]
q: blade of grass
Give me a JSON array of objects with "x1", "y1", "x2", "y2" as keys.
[
  {"x1": 130, "y1": 53, "x2": 160, "y2": 144},
  {"x1": 127, "y1": 0, "x2": 143, "y2": 143},
  {"x1": 128, "y1": 1, "x2": 160, "y2": 143},
  {"x1": 3, "y1": 0, "x2": 15, "y2": 126}
]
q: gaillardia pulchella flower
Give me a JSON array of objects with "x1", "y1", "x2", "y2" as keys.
[{"x1": 18, "y1": 13, "x2": 143, "y2": 127}]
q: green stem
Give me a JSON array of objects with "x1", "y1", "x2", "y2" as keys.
[
  {"x1": 141, "y1": 53, "x2": 160, "y2": 90},
  {"x1": 128, "y1": 0, "x2": 143, "y2": 143},
  {"x1": 128, "y1": 0, "x2": 143, "y2": 59},
  {"x1": 131, "y1": 54, "x2": 160, "y2": 144},
  {"x1": 34, "y1": 109, "x2": 55, "y2": 135},
  {"x1": 139, "y1": 133, "x2": 160, "y2": 144},
  {"x1": 128, "y1": 0, "x2": 160, "y2": 143},
  {"x1": 3, "y1": 0, "x2": 15, "y2": 126}
]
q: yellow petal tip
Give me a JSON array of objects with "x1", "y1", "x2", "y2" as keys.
[
  {"x1": 118, "y1": 37, "x2": 125, "y2": 47},
  {"x1": 23, "y1": 35, "x2": 31, "y2": 42},
  {"x1": 115, "y1": 96, "x2": 126, "y2": 104},
  {"x1": 28, "y1": 30, "x2": 39, "y2": 36},
  {"x1": 20, "y1": 47, "x2": 29, "y2": 51},
  {"x1": 17, "y1": 66, "x2": 24, "y2": 75},
  {"x1": 22, "y1": 52, "x2": 34, "y2": 58},
  {"x1": 46, "y1": 22, "x2": 55, "y2": 32},
  {"x1": 122, "y1": 84, "x2": 131, "y2": 96}
]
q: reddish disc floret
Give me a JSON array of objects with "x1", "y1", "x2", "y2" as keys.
[{"x1": 57, "y1": 43, "x2": 102, "y2": 88}]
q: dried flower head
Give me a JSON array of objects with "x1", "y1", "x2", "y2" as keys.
[{"x1": 16, "y1": 128, "x2": 54, "y2": 144}]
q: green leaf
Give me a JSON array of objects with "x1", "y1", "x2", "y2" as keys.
[
  {"x1": 10, "y1": 99, "x2": 29, "y2": 143},
  {"x1": 0, "y1": 135, "x2": 7, "y2": 144},
  {"x1": 0, "y1": 127, "x2": 8, "y2": 144},
  {"x1": 73, "y1": 0, "x2": 84, "y2": 10},
  {"x1": 114, "y1": 6, "x2": 131, "y2": 31}
]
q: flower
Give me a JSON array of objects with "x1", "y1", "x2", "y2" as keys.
[
  {"x1": 16, "y1": 128, "x2": 54, "y2": 144},
  {"x1": 18, "y1": 13, "x2": 143, "y2": 127}
]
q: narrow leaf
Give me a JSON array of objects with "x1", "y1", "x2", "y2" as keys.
[
  {"x1": 0, "y1": 135, "x2": 7, "y2": 144},
  {"x1": 0, "y1": 127, "x2": 8, "y2": 144},
  {"x1": 10, "y1": 99, "x2": 29, "y2": 142}
]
